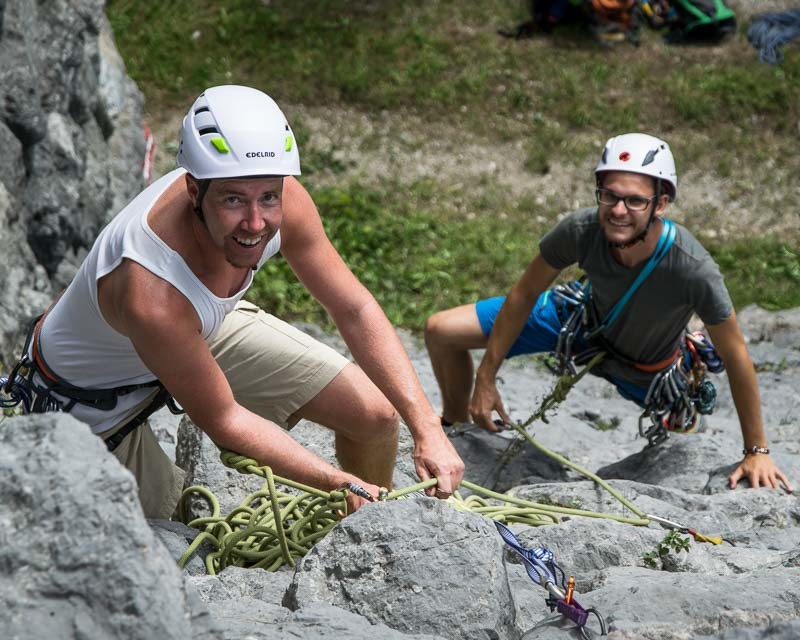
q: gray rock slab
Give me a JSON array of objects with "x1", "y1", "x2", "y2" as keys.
[
  {"x1": 189, "y1": 566, "x2": 295, "y2": 606},
  {"x1": 286, "y1": 498, "x2": 518, "y2": 640},
  {"x1": 585, "y1": 566, "x2": 800, "y2": 639},
  {"x1": 205, "y1": 599, "x2": 446, "y2": 640},
  {"x1": 0, "y1": 413, "x2": 217, "y2": 640}
]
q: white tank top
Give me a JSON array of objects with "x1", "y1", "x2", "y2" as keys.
[{"x1": 36, "y1": 168, "x2": 281, "y2": 433}]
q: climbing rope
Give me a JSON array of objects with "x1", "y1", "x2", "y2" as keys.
[
  {"x1": 177, "y1": 442, "x2": 648, "y2": 575},
  {"x1": 483, "y1": 351, "x2": 605, "y2": 486},
  {"x1": 177, "y1": 451, "x2": 348, "y2": 574}
]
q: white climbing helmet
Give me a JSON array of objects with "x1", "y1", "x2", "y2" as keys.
[
  {"x1": 595, "y1": 133, "x2": 677, "y2": 201},
  {"x1": 177, "y1": 85, "x2": 300, "y2": 179}
]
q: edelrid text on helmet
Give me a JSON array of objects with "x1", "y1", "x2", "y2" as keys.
[
  {"x1": 177, "y1": 85, "x2": 301, "y2": 179},
  {"x1": 595, "y1": 133, "x2": 677, "y2": 201}
]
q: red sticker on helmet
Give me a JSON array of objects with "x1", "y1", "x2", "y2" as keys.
[{"x1": 619, "y1": 151, "x2": 631, "y2": 161}]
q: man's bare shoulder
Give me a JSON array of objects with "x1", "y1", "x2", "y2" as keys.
[
  {"x1": 98, "y1": 260, "x2": 200, "y2": 338},
  {"x1": 281, "y1": 177, "x2": 317, "y2": 218}
]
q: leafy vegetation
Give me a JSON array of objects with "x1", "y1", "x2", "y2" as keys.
[
  {"x1": 642, "y1": 530, "x2": 692, "y2": 570},
  {"x1": 108, "y1": 1, "x2": 800, "y2": 329}
]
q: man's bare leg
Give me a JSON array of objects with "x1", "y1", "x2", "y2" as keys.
[
  {"x1": 291, "y1": 363, "x2": 399, "y2": 489},
  {"x1": 424, "y1": 304, "x2": 488, "y2": 425}
]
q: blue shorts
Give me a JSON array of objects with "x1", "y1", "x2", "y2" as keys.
[{"x1": 475, "y1": 291, "x2": 649, "y2": 407}]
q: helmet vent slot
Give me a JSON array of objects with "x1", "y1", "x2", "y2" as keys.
[{"x1": 198, "y1": 126, "x2": 219, "y2": 136}]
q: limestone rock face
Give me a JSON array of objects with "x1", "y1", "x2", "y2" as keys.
[
  {"x1": 286, "y1": 498, "x2": 518, "y2": 640},
  {"x1": 0, "y1": 0, "x2": 145, "y2": 361}
]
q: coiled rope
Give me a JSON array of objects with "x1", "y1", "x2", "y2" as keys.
[
  {"x1": 747, "y1": 10, "x2": 800, "y2": 64},
  {"x1": 177, "y1": 437, "x2": 647, "y2": 575}
]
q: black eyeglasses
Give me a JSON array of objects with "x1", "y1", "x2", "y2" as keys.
[{"x1": 595, "y1": 188, "x2": 657, "y2": 212}]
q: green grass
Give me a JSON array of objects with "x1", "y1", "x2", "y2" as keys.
[
  {"x1": 709, "y1": 239, "x2": 800, "y2": 311},
  {"x1": 107, "y1": 1, "x2": 800, "y2": 328},
  {"x1": 248, "y1": 180, "x2": 537, "y2": 330}
]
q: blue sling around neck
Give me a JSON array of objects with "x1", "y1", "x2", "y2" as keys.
[{"x1": 584, "y1": 217, "x2": 676, "y2": 339}]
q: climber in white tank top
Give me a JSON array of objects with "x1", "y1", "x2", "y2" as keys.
[
  {"x1": 37, "y1": 168, "x2": 281, "y2": 434},
  {"x1": 23, "y1": 85, "x2": 464, "y2": 519}
]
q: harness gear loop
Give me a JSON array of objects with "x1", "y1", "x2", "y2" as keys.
[{"x1": 638, "y1": 330, "x2": 723, "y2": 447}]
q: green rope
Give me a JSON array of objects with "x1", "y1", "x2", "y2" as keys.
[
  {"x1": 177, "y1": 447, "x2": 650, "y2": 574},
  {"x1": 507, "y1": 423, "x2": 646, "y2": 519},
  {"x1": 485, "y1": 351, "x2": 606, "y2": 486},
  {"x1": 177, "y1": 453, "x2": 348, "y2": 575}
]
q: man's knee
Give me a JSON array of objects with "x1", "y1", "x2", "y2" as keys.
[
  {"x1": 363, "y1": 398, "x2": 400, "y2": 443},
  {"x1": 425, "y1": 309, "x2": 454, "y2": 348},
  {"x1": 425, "y1": 305, "x2": 486, "y2": 353}
]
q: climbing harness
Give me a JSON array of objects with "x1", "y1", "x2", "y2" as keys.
[
  {"x1": 544, "y1": 218, "x2": 724, "y2": 444},
  {"x1": 0, "y1": 311, "x2": 182, "y2": 450},
  {"x1": 638, "y1": 330, "x2": 724, "y2": 447},
  {"x1": 495, "y1": 521, "x2": 608, "y2": 639}
]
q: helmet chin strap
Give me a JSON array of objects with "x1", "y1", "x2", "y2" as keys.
[
  {"x1": 608, "y1": 212, "x2": 654, "y2": 249},
  {"x1": 193, "y1": 179, "x2": 211, "y2": 225},
  {"x1": 607, "y1": 180, "x2": 662, "y2": 250}
]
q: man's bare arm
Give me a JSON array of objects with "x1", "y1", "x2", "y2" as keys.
[
  {"x1": 98, "y1": 260, "x2": 378, "y2": 501},
  {"x1": 706, "y1": 312, "x2": 792, "y2": 492},
  {"x1": 278, "y1": 178, "x2": 464, "y2": 494},
  {"x1": 471, "y1": 253, "x2": 562, "y2": 431}
]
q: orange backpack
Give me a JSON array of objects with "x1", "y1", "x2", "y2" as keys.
[{"x1": 589, "y1": 0, "x2": 641, "y2": 44}]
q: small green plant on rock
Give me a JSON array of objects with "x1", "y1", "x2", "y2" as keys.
[
  {"x1": 642, "y1": 530, "x2": 692, "y2": 570},
  {"x1": 592, "y1": 416, "x2": 620, "y2": 431}
]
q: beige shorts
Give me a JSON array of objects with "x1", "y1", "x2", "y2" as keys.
[
  {"x1": 209, "y1": 300, "x2": 349, "y2": 428},
  {"x1": 108, "y1": 404, "x2": 186, "y2": 520},
  {"x1": 107, "y1": 300, "x2": 350, "y2": 519}
]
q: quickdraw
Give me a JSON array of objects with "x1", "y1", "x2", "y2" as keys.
[
  {"x1": 644, "y1": 512, "x2": 732, "y2": 546},
  {"x1": 495, "y1": 521, "x2": 608, "y2": 639},
  {"x1": 549, "y1": 279, "x2": 602, "y2": 376},
  {"x1": 1, "y1": 358, "x2": 38, "y2": 413}
]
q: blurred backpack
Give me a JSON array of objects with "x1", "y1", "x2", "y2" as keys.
[
  {"x1": 588, "y1": 0, "x2": 641, "y2": 45},
  {"x1": 665, "y1": 0, "x2": 737, "y2": 42},
  {"x1": 639, "y1": 0, "x2": 673, "y2": 29},
  {"x1": 499, "y1": 0, "x2": 641, "y2": 45}
]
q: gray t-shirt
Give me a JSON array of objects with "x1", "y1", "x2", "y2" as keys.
[{"x1": 539, "y1": 207, "x2": 732, "y2": 387}]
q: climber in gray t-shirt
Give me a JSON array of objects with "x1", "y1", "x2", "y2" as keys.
[
  {"x1": 425, "y1": 132, "x2": 791, "y2": 493},
  {"x1": 538, "y1": 206, "x2": 732, "y2": 390}
]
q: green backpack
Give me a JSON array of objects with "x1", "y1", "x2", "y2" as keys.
[{"x1": 666, "y1": 0, "x2": 737, "y2": 42}]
